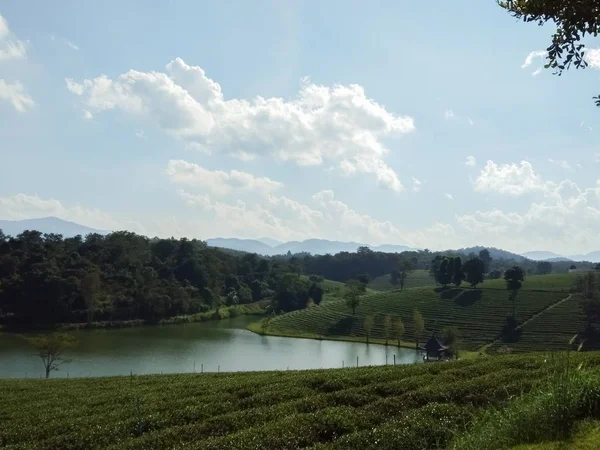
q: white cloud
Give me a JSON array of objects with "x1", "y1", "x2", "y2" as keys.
[
  {"x1": 474, "y1": 160, "x2": 547, "y2": 196},
  {"x1": 63, "y1": 39, "x2": 79, "y2": 51},
  {"x1": 66, "y1": 57, "x2": 415, "y2": 191},
  {"x1": 465, "y1": 156, "x2": 476, "y2": 167},
  {"x1": 82, "y1": 110, "x2": 93, "y2": 120},
  {"x1": 548, "y1": 158, "x2": 572, "y2": 170},
  {"x1": 0, "y1": 193, "x2": 144, "y2": 233},
  {"x1": 444, "y1": 109, "x2": 454, "y2": 119},
  {"x1": 521, "y1": 50, "x2": 546, "y2": 75},
  {"x1": 457, "y1": 179, "x2": 600, "y2": 254},
  {"x1": 585, "y1": 48, "x2": 600, "y2": 69},
  {"x1": 444, "y1": 193, "x2": 453, "y2": 200},
  {"x1": 166, "y1": 160, "x2": 283, "y2": 196},
  {"x1": 595, "y1": 153, "x2": 600, "y2": 163},
  {"x1": 135, "y1": 129, "x2": 145, "y2": 139},
  {"x1": 0, "y1": 14, "x2": 26, "y2": 61},
  {"x1": 411, "y1": 177, "x2": 422, "y2": 192},
  {"x1": 0, "y1": 79, "x2": 34, "y2": 112}
]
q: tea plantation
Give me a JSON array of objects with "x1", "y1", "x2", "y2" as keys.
[
  {"x1": 2, "y1": 353, "x2": 600, "y2": 450},
  {"x1": 261, "y1": 285, "x2": 572, "y2": 351}
]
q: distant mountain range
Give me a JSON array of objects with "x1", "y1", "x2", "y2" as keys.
[
  {"x1": 2, "y1": 217, "x2": 599, "y2": 262},
  {"x1": 521, "y1": 250, "x2": 600, "y2": 263},
  {"x1": 205, "y1": 238, "x2": 415, "y2": 256},
  {"x1": 0, "y1": 217, "x2": 107, "y2": 238}
]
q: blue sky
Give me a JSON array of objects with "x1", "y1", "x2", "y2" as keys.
[{"x1": 1, "y1": 0, "x2": 600, "y2": 255}]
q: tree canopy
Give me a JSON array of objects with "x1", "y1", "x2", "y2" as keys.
[{"x1": 499, "y1": 0, "x2": 600, "y2": 105}]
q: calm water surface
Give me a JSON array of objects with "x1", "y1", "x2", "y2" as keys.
[{"x1": 0, "y1": 316, "x2": 421, "y2": 378}]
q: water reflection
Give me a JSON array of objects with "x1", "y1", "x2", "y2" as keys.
[{"x1": 0, "y1": 316, "x2": 421, "y2": 378}]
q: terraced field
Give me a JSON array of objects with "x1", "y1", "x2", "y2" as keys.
[
  {"x1": 2, "y1": 354, "x2": 600, "y2": 450},
  {"x1": 263, "y1": 286, "x2": 569, "y2": 351},
  {"x1": 489, "y1": 294, "x2": 589, "y2": 353},
  {"x1": 369, "y1": 270, "x2": 435, "y2": 291}
]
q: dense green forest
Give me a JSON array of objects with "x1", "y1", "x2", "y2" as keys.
[{"x1": 0, "y1": 229, "x2": 596, "y2": 328}]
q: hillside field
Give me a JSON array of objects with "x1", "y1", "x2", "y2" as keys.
[
  {"x1": 260, "y1": 273, "x2": 583, "y2": 352},
  {"x1": 2, "y1": 353, "x2": 600, "y2": 450}
]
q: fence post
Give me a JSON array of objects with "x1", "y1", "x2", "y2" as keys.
[
  {"x1": 394, "y1": 354, "x2": 396, "y2": 366},
  {"x1": 357, "y1": 356, "x2": 359, "y2": 368},
  {"x1": 386, "y1": 354, "x2": 388, "y2": 365},
  {"x1": 193, "y1": 361, "x2": 196, "y2": 373},
  {"x1": 201, "y1": 364, "x2": 203, "y2": 374},
  {"x1": 218, "y1": 365, "x2": 220, "y2": 373},
  {"x1": 342, "y1": 361, "x2": 344, "y2": 368}
]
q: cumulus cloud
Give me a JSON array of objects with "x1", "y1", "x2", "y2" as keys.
[
  {"x1": 521, "y1": 50, "x2": 546, "y2": 75},
  {"x1": 465, "y1": 156, "x2": 476, "y2": 167},
  {"x1": 457, "y1": 178, "x2": 600, "y2": 253},
  {"x1": 474, "y1": 160, "x2": 547, "y2": 196},
  {"x1": 0, "y1": 193, "x2": 144, "y2": 233},
  {"x1": 167, "y1": 160, "x2": 283, "y2": 196},
  {"x1": 444, "y1": 193, "x2": 454, "y2": 200},
  {"x1": 0, "y1": 79, "x2": 34, "y2": 112},
  {"x1": 585, "y1": 48, "x2": 600, "y2": 68},
  {"x1": 65, "y1": 58, "x2": 415, "y2": 191},
  {"x1": 444, "y1": 109, "x2": 454, "y2": 119},
  {"x1": 0, "y1": 13, "x2": 26, "y2": 61}
]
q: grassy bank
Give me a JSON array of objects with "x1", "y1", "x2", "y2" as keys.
[
  {"x1": 1, "y1": 302, "x2": 269, "y2": 333},
  {"x1": 2, "y1": 353, "x2": 600, "y2": 449}
]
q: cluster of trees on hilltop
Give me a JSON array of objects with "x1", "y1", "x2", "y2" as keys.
[
  {"x1": 284, "y1": 246, "x2": 594, "y2": 285},
  {"x1": 0, "y1": 230, "x2": 324, "y2": 327}
]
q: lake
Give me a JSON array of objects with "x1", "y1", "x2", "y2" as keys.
[{"x1": 0, "y1": 316, "x2": 422, "y2": 378}]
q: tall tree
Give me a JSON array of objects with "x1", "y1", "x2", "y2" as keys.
[
  {"x1": 478, "y1": 249, "x2": 492, "y2": 273},
  {"x1": 413, "y1": 309, "x2": 425, "y2": 350},
  {"x1": 451, "y1": 256, "x2": 464, "y2": 287},
  {"x1": 499, "y1": 0, "x2": 598, "y2": 106},
  {"x1": 390, "y1": 260, "x2": 414, "y2": 290},
  {"x1": 27, "y1": 333, "x2": 77, "y2": 379},
  {"x1": 504, "y1": 266, "x2": 525, "y2": 318},
  {"x1": 463, "y1": 258, "x2": 485, "y2": 289},
  {"x1": 441, "y1": 326, "x2": 461, "y2": 359},
  {"x1": 345, "y1": 279, "x2": 364, "y2": 315},
  {"x1": 393, "y1": 316, "x2": 405, "y2": 348},
  {"x1": 383, "y1": 315, "x2": 392, "y2": 345},
  {"x1": 364, "y1": 315, "x2": 375, "y2": 344}
]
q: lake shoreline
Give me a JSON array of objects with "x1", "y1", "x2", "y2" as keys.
[
  {"x1": 245, "y1": 321, "x2": 481, "y2": 359},
  {"x1": 0, "y1": 302, "x2": 268, "y2": 334}
]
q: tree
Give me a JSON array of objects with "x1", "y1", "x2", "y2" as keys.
[
  {"x1": 479, "y1": 249, "x2": 492, "y2": 273},
  {"x1": 431, "y1": 256, "x2": 452, "y2": 287},
  {"x1": 463, "y1": 258, "x2": 485, "y2": 289},
  {"x1": 27, "y1": 333, "x2": 77, "y2": 379},
  {"x1": 488, "y1": 269, "x2": 502, "y2": 279},
  {"x1": 441, "y1": 326, "x2": 461, "y2": 359},
  {"x1": 364, "y1": 315, "x2": 375, "y2": 344},
  {"x1": 536, "y1": 261, "x2": 553, "y2": 275},
  {"x1": 393, "y1": 316, "x2": 405, "y2": 348},
  {"x1": 308, "y1": 283, "x2": 324, "y2": 306},
  {"x1": 499, "y1": 0, "x2": 598, "y2": 106},
  {"x1": 390, "y1": 260, "x2": 414, "y2": 290},
  {"x1": 81, "y1": 269, "x2": 102, "y2": 324},
  {"x1": 345, "y1": 279, "x2": 364, "y2": 315},
  {"x1": 504, "y1": 266, "x2": 525, "y2": 318},
  {"x1": 451, "y1": 256, "x2": 464, "y2": 287},
  {"x1": 413, "y1": 309, "x2": 425, "y2": 350},
  {"x1": 570, "y1": 264, "x2": 577, "y2": 270},
  {"x1": 383, "y1": 315, "x2": 392, "y2": 345}
]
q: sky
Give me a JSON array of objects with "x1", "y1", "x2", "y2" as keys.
[{"x1": 1, "y1": 0, "x2": 600, "y2": 256}]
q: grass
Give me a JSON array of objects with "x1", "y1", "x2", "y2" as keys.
[
  {"x1": 3, "y1": 353, "x2": 600, "y2": 449},
  {"x1": 369, "y1": 270, "x2": 436, "y2": 291},
  {"x1": 369, "y1": 271, "x2": 578, "y2": 293},
  {"x1": 260, "y1": 286, "x2": 570, "y2": 351}
]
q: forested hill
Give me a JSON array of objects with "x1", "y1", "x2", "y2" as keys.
[{"x1": 0, "y1": 229, "x2": 596, "y2": 328}]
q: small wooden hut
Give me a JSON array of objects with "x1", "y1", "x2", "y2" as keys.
[{"x1": 421, "y1": 333, "x2": 448, "y2": 361}]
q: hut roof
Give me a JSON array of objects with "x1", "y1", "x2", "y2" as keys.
[{"x1": 421, "y1": 333, "x2": 448, "y2": 352}]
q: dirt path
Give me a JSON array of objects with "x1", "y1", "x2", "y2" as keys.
[{"x1": 479, "y1": 293, "x2": 573, "y2": 353}]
